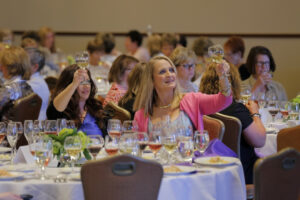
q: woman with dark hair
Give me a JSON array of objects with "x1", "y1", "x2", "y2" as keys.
[
  {"x1": 46, "y1": 64, "x2": 106, "y2": 136},
  {"x1": 242, "y1": 46, "x2": 287, "y2": 100},
  {"x1": 103, "y1": 55, "x2": 138, "y2": 106},
  {"x1": 200, "y1": 63, "x2": 266, "y2": 184}
]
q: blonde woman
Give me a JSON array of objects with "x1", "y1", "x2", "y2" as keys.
[
  {"x1": 170, "y1": 46, "x2": 198, "y2": 93},
  {"x1": 147, "y1": 34, "x2": 163, "y2": 57},
  {"x1": 134, "y1": 56, "x2": 232, "y2": 134}
]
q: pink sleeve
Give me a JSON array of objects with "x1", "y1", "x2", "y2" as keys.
[
  {"x1": 134, "y1": 109, "x2": 148, "y2": 132},
  {"x1": 197, "y1": 92, "x2": 232, "y2": 114}
]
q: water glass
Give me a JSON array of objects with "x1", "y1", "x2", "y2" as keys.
[
  {"x1": 194, "y1": 130, "x2": 210, "y2": 155},
  {"x1": 177, "y1": 136, "x2": 194, "y2": 162}
]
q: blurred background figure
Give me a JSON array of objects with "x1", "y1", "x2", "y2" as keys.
[
  {"x1": 38, "y1": 26, "x2": 62, "y2": 76},
  {"x1": 95, "y1": 32, "x2": 120, "y2": 66},
  {"x1": 0, "y1": 28, "x2": 13, "y2": 48},
  {"x1": 161, "y1": 33, "x2": 178, "y2": 57},
  {"x1": 21, "y1": 31, "x2": 40, "y2": 48},
  {"x1": 25, "y1": 47, "x2": 50, "y2": 120},
  {"x1": 104, "y1": 55, "x2": 138, "y2": 106},
  {"x1": 47, "y1": 65, "x2": 107, "y2": 136},
  {"x1": 44, "y1": 76, "x2": 58, "y2": 98},
  {"x1": 125, "y1": 30, "x2": 150, "y2": 62},
  {"x1": 224, "y1": 36, "x2": 250, "y2": 81},
  {"x1": 200, "y1": 63, "x2": 266, "y2": 184},
  {"x1": 192, "y1": 36, "x2": 213, "y2": 87},
  {"x1": 243, "y1": 46, "x2": 287, "y2": 101},
  {"x1": 170, "y1": 46, "x2": 198, "y2": 93},
  {"x1": 176, "y1": 34, "x2": 187, "y2": 48},
  {"x1": 147, "y1": 34, "x2": 163, "y2": 58},
  {"x1": 119, "y1": 62, "x2": 146, "y2": 119}
]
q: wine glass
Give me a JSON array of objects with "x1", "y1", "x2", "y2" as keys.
[
  {"x1": 279, "y1": 101, "x2": 291, "y2": 122},
  {"x1": 34, "y1": 120, "x2": 45, "y2": 135},
  {"x1": 57, "y1": 118, "x2": 67, "y2": 132},
  {"x1": 208, "y1": 44, "x2": 224, "y2": 64},
  {"x1": 162, "y1": 134, "x2": 177, "y2": 164},
  {"x1": 0, "y1": 122, "x2": 6, "y2": 145},
  {"x1": 35, "y1": 135, "x2": 53, "y2": 180},
  {"x1": 257, "y1": 92, "x2": 266, "y2": 109},
  {"x1": 240, "y1": 85, "x2": 252, "y2": 104},
  {"x1": 107, "y1": 119, "x2": 122, "y2": 138},
  {"x1": 64, "y1": 136, "x2": 82, "y2": 173},
  {"x1": 148, "y1": 130, "x2": 162, "y2": 160},
  {"x1": 67, "y1": 120, "x2": 76, "y2": 129},
  {"x1": 290, "y1": 102, "x2": 299, "y2": 120},
  {"x1": 104, "y1": 135, "x2": 119, "y2": 156},
  {"x1": 15, "y1": 122, "x2": 23, "y2": 136},
  {"x1": 119, "y1": 134, "x2": 138, "y2": 155},
  {"x1": 135, "y1": 132, "x2": 149, "y2": 157},
  {"x1": 24, "y1": 120, "x2": 34, "y2": 143},
  {"x1": 44, "y1": 120, "x2": 58, "y2": 135},
  {"x1": 7, "y1": 122, "x2": 18, "y2": 164},
  {"x1": 75, "y1": 51, "x2": 89, "y2": 69},
  {"x1": 87, "y1": 135, "x2": 104, "y2": 160},
  {"x1": 122, "y1": 120, "x2": 138, "y2": 135},
  {"x1": 177, "y1": 135, "x2": 194, "y2": 162},
  {"x1": 194, "y1": 130, "x2": 210, "y2": 155},
  {"x1": 268, "y1": 100, "x2": 279, "y2": 123}
]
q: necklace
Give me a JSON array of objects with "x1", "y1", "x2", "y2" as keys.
[{"x1": 158, "y1": 104, "x2": 171, "y2": 109}]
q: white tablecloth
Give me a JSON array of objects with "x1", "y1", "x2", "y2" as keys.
[
  {"x1": 0, "y1": 162, "x2": 246, "y2": 200},
  {"x1": 255, "y1": 134, "x2": 277, "y2": 157}
]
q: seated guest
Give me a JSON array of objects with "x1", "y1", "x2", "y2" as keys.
[
  {"x1": 147, "y1": 34, "x2": 163, "y2": 58},
  {"x1": 161, "y1": 33, "x2": 178, "y2": 57},
  {"x1": 125, "y1": 30, "x2": 150, "y2": 62},
  {"x1": 118, "y1": 62, "x2": 146, "y2": 119},
  {"x1": 103, "y1": 55, "x2": 138, "y2": 106},
  {"x1": 46, "y1": 65, "x2": 106, "y2": 136},
  {"x1": 200, "y1": 63, "x2": 266, "y2": 184},
  {"x1": 224, "y1": 36, "x2": 250, "y2": 81},
  {"x1": 242, "y1": 46, "x2": 287, "y2": 101},
  {"x1": 170, "y1": 46, "x2": 198, "y2": 93},
  {"x1": 21, "y1": 31, "x2": 40, "y2": 48},
  {"x1": 26, "y1": 47, "x2": 50, "y2": 120},
  {"x1": 134, "y1": 56, "x2": 232, "y2": 136}
]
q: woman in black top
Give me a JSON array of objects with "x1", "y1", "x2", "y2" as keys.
[{"x1": 200, "y1": 64, "x2": 266, "y2": 184}]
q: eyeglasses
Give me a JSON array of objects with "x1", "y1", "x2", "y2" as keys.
[
  {"x1": 80, "y1": 80, "x2": 91, "y2": 85},
  {"x1": 256, "y1": 61, "x2": 270, "y2": 67},
  {"x1": 180, "y1": 63, "x2": 195, "y2": 69}
]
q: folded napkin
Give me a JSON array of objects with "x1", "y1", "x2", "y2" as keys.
[
  {"x1": 193, "y1": 139, "x2": 237, "y2": 162},
  {"x1": 287, "y1": 120, "x2": 300, "y2": 128}
]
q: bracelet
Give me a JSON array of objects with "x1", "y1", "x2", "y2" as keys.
[{"x1": 251, "y1": 113, "x2": 261, "y2": 118}]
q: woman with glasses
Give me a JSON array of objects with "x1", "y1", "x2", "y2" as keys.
[
  {"x1": 242, "y1": 46, "x2": 287, "y2": 100},
  {"x1": 170, "y1": 47, "x2": 198, "y2": 93},
  {"x1": 46, "y1": 64, "x2": 107, "y2": 136}
]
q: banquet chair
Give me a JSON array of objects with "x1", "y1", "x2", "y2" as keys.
[
  {"x1": 81, "y1": 154, "x2": 163, "y2": 200},
  {"x1": 277, "y1": 125, "x2": 300, "y2": 152},
  {"x1": 3, "y1": 93, "x2": 42, "y2": 148},
  {"x1": 104, "y1": 101, "x2": 131, "y2": 123},
  {"x1": 254, "y1": 148, "x2": 300, "y2": 200},
  {"x1": 209, "y1": 113, "x2": 242, "y2": 159},
  {"x1": 203, "y1": 115, "x2": 225, "y2": 141}
]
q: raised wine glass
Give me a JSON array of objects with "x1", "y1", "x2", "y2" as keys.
[
  {"x1": 87, "y1": 135, "x2": 104, "y2": 160},
  {"x1": 107, "y1": 119, "x2": 122, "y2": 138},
  {"x1": 64, "y1": 136, "x2": 82, "y2": 173},
  {"x1": 194, "y1": 130, "x2": 210, "y2": 155},
  {"x1": 208, "y1": 44, "x2": 230, "y2": 75},
  {"x1": 75, "y1": 51, "x2": 89, "y2": 69}
]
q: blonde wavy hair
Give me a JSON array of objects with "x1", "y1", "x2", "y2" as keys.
[
  {"x1": 133, "y1": 56, "x2": 180, "y2": 116},
  {"x1": 200, "y1": 63, "x2": 241, "y2": 100}
]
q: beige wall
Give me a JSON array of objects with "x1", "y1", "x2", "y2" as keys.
[{"x1": 2, "y1": 0, "x2": 300, "y2": 99}]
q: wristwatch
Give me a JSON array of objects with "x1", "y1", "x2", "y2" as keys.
[{"x1": 251, "y1": 113, "x2": 261, "y2": 118}]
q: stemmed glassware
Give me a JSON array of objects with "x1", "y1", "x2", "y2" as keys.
[
  {"x1": 257, "y1": 92, "x2": 266, "y2": 109},
  {"x1": 64, "y1": 136, "x2": 82, "y2": 172},
  {"x1": 87, "y1": 135, "x2": 104, "y2": 160},
  {"x1": 268, "y1": 100, "x2": 279, "y2": 123},
  {"x1": 289, "y1": 103, "x2": 299, "y2": 120},
  {"x1": 240, "y1": 85, "x2": 252, "y2": 104},
  {"x1": 57, "y1": 118, "x2": 67, "y2": 132},
  {"x1": 34, "y1": 120, "x2": 45, "y2": 136},
  {"x1": 148, "y1": 130, "x2": 162, "y2": 160},
  {"x1": 0, "y1": 122, "x2": 6, "y2": 145},
  {"x1": 208, "y1": 44, "x2": 230, "y2": 75},
  {"x1": 122, "y1": 120, "x2": 138, "y2": 134},
  {"x1": 67, "y1": 120, "x2": 76, "y2": 129},
  {"x1": 24, "y1": 120, "x2": 34, "y2": 143},
  {"x1": 194, "y1": 130, "x2": 210, "y2": 155},
  {"x1": 107, "y1": 119, "x2": 122, "y2": 138},
  {"x1": 279, "y1": 101, "x2": 291, "y2": 122},
  {"x1": 75, "y1": 51, "x2": 89, "y2": 69},
  {"x1": 135, "y1": 132, "x2": 149, "y2": 157},
  {"x1": 35, "y1": 136, "x2": 53, "y2": 180},
  {"x1": 45, "y1": 120, "x2": 58, "y2": 135},
  {"x1": 104, "y1": 135, "x2": 119, "y2": 156},
  {"x1": 162, "y1": 134, "x2": 177, "y2": 164},
  {"x1": 7, "y1": 122, "x2": 18, "y2": 164},
  {"x1": 119, "y1": 134, "x2": 138, "y2": 155},
  {"x1": 177, "y1": 135, "x2": 194, "y2": 162}
]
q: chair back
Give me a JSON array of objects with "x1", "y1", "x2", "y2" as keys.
[
  {"x1": 254, "y1": 148, "x2": 300, "y2": 200},
  {"x1": 277, "y1": 125, "x2": 300, "y2": 152},
  {"x1": 104, "y1": 101, "x2": 131, "y2": 123},
  {"x1": 4, "y1": 93, "x2": 42, "y2": 148},
  {"x1": 81, "y1": 154, "x2": 163, "y2": 200},
  {"x1": 203, "y1": 115, "x2": 225, "y2": 141},
  {"x1": 209, "y1": 113, "x2": 242, "y2": 158}
]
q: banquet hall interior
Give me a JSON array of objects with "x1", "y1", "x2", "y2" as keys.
[{"x1": 0, "y1": 0, "x2": 299, "y2": 199}]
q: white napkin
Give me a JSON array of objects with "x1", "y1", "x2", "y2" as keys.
[
  {"x1": 14, "y1": 146, "x2": 34, "y2": 164},
  {"x1": 287, "y1": 120, "x2": 300, "y2": 128}
]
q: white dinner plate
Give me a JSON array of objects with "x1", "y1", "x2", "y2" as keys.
[
  {"x1": 163, "y1": 165, "x2": 197, "y2": 176},
  {"x1": 194, "y1": 156, "x2": 239, "y2": 167},
  {"x1": 0, "y1": 147, "x2": 11, "y2": 153},
  {"x1": 0, "y1": 172, "x2": 23, "y2": 181},
  {"x1": 69, "y1": 173, "x2": 81, "y2": 181}
]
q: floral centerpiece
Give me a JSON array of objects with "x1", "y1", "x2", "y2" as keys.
[{"x1": 48, "y1": 128, "x2": 91, "y2": 160}]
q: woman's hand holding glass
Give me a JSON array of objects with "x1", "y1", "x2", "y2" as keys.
[
  {"x1": 87, "y1": 135, "x2": 104, "y2": 160},
  {"x1": 64, "y1": 136, "x2": 82, "y2": 172},
  {"x1": 194, "y1": 130, "x2": 210, "y2": 155}
]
